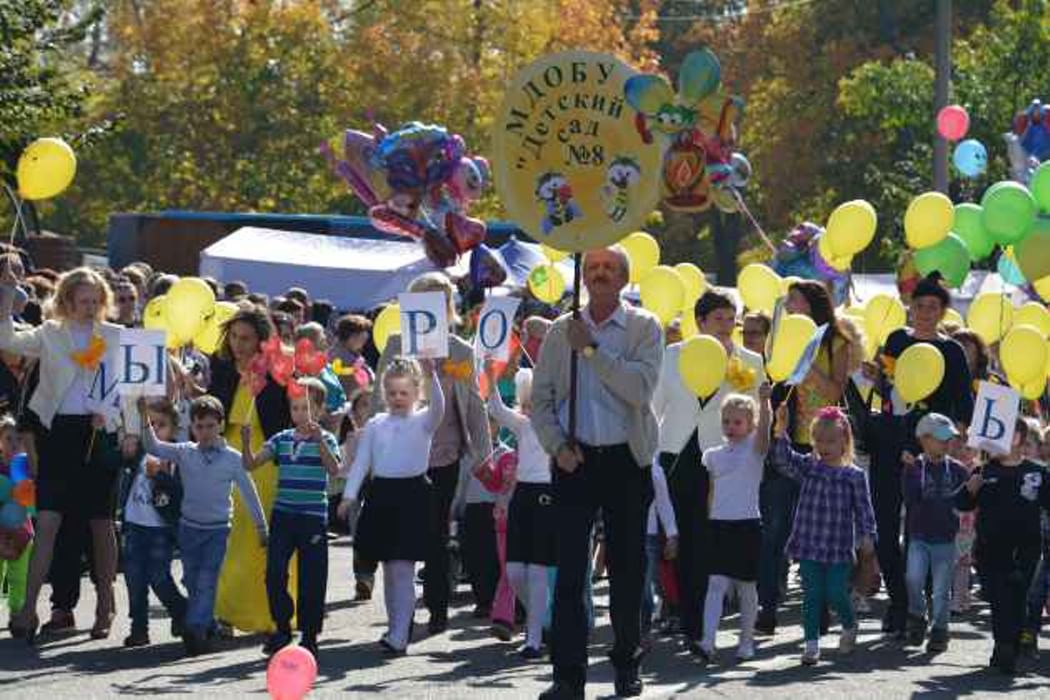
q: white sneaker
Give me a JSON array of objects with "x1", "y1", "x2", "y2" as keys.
[
  {"x1": 802, "y1": 641, "x2": 820, "y2": 666},
  {"x1": 736, "y1": 639, "x2": 755, "y2": 661},
  {"x1": 839, "y1": 626, "x2": 857, "y2": 654}
]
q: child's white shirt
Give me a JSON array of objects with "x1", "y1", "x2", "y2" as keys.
[
  {"x1": 702, "y1": 434, "x2": 764, "y2": 521},
  {"x1": 487, "y1": 391, "x2": 550, "y2": 484}
]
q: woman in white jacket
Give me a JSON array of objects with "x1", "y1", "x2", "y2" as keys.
[{"x1": 2, "y1": 265, "x2": 124, "y2": 642}]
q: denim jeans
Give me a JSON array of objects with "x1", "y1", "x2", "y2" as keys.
[
  {"x1": 178, "y1": 524, "x2": 230, "y2": 636},
  {"x1": 124, "y1": 523, "x2": 186, "y2": 635},
  {"x1": 799, "y1": 560, "x2": 854, "y2": 641},
  {"x1": 906, "y1": 539, "x2": 956, "y2": 630},
  {"x1": 640, "y1": 534, "x2": 662, "y2": 634},
  {"x1": 757, "y1": 474, "x2": 799, "y2": 612},
  {"x1": 266, "y1": 511, "x2": 328, "y2": 639}
]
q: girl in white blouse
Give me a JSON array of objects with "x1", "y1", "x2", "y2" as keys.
[
  {"x1": 338, "y1": 357, "x2": 444, "y2": 654},
  {"x1": 487, "y1": 367, "x2": 556, "y2": 658}
]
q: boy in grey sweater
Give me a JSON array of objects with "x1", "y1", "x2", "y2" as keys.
[{"x1": 139, "y1": 395, "x2": 268, "y2": 655}]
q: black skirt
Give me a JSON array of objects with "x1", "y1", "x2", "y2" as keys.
[
  {"x1": 354, "y1": 475, "x2": 431, "y2": 563},
  {"x1": 706, "y1": 519, "x2": 762, "y2": 581},
  {"x1": 506, "y1": 482, "x2": 556, "y2": 566},
  {"x1": 37, "y1": 415, "x2": 119, "y2": 519}
]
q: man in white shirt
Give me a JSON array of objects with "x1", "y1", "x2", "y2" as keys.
[
  {"x1": 531, "y1": 247, "x2": 663, "y2": 700},
  {"x1": 652, "y1": 289, "x2": 764, "y2": 654}
]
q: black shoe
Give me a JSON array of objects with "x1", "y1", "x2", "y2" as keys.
[
  {"x1": 427, "y1": 615, "x2": 448, "y2": 635},
  {"x1": 491, "y1": 620, "x2": 513, "y2": 642},
  {"x1": 263, "y1": 631, "x2": 293, "y2": 657},
  {"x1": 882, "y1": 608, "x2": 905, "y2": 637},
  {"x1": 538, "y1": 681, "x2": 584, "y2": 699},
  {"x1": 300, "y1": 637, "x2": 319, "y2": 660},
  {"x1": 123, "y1": 631, "x2": 150, "y2": 648},
  {"x1": 1018, "y1": 630, "x2": 1038, "y2": 660},
  {"x1": 520, "y1": 644, "x2": 544, "y2": 661},
  {"x1": 354, "y1": 580, "x2": 373, "y2": 601},
  {"x1": 378, "y1": 635, "x2": 407, "y2": 656},
  {"x1": 905, "y1": 615, "x2": 926, "y2": 647},
  {"x1": 754, "y1": 608, "x2": 776, "y2": 636},
  {"x1": 183, "y1": 631, "x2": 203, "y2": 657},
  {"x1": 614, "y1": 670, "x2": 643, "y2": 697},
  {"x1": 170, "y1": 618, "x2": 185, "y2": 638},
  {"x1": 926, "y1": 627, "x2": 949, "y2": 653},
  {"x1": 472, "y1": 604, "x2": 492, "y2": 619},
  {"x1": 991, "y1": 644, "x2": 1016, "y2": 675},
  {"x1": 688, "y1": 640, "x2": 711, "y2": 664}
]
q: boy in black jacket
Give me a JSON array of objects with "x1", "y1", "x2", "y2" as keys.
[{"x1": 957, "y1": 418, "x2": 1050, "y2": 675}]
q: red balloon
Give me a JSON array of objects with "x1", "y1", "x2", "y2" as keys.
[
  {"x1": 286, "y1": 381, "x2": 306, "y2": 400},
  {"x1": 937, "y1": 105, "x2": 970, "y2": 141},
  {"x1": 250, "y1": 353, "x2": 270, "y2": 376},
  {"x1": 262, "y1": 335, "x2": 282, "y2": 358},
  {"x1": 294, "y1": 338, "x2": 314, "y2": 355},
  {"x1": 267, "y1": 644, "x2": 317, "y2": 700}
]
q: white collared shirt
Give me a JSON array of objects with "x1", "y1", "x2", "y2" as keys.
[{"x1": 557, "y1": 302, "x2": 631, "y2": 447}]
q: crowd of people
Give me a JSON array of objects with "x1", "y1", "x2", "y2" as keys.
[{"x1": 0, "y1": 243, "x2": 1047, "y2": 700}]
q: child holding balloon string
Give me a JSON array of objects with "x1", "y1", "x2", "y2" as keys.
[
  {"x1": 771, "y1": 403, "x2": 877, "y2": 666},
  {"x1": 338, "y1": 356, "x2": 444, "y2": 655}
]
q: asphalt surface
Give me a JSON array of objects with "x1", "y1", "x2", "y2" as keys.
[{"x1": 1, "y1": 537, "x2": 1048, "y2": 698}]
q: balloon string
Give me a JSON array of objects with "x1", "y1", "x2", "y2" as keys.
[
  {"x1": 732, "y1": 189, "x2": 778, "y2": 256},
  {"x1": 3, "y1": 184, "x2": 29, "y2": 247}
]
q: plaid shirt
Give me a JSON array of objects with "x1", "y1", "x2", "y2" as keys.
[{"x1": 772, "y1": 438, "x2": 877, "y2": 564}]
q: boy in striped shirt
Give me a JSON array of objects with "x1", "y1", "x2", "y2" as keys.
[{"x1": 243, "y1": 378, "x2": 341, "y2": 659}]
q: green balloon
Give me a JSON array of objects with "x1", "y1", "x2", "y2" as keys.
[
  {"x1": 914, "y1": 233, "x2": 970, "y2": 288},
  {"x1": 1015, "y1": 216, "x2": 1050, "y2": 284},
  {"x1": 952, "y1": 202, "x2": 994, "y2": 260},
  {"x1": 1031, "y1": 162, "x2": 1050, "y2": 214},
  {"x1": 981, "y1": 180, "x2": 1037, "y2": 245}
]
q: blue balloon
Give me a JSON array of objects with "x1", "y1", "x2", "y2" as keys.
[
  {"x1": 953, "y1": 139, "x2": 987, "y2": 178},
  {"x1": 0, "y1": 500, "x2": 26, "y2": 528},
  {"x1": 997, "y1": 250, "x2": 1027, "y2": 286},
  {"x1": 8, "y1": 453, "x2": 28, "y2": 483},
  {"x1": 0, "y1": 474, "x2": 10, "y2": 503}
]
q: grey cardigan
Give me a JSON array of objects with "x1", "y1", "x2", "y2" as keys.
[{"x1": 530, "y1": 304, "x2": 663, "y2": 467}]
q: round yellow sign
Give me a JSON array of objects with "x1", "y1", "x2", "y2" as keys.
[{"x1": 492, "y1": 52, "x2": 663, "y2": 252}]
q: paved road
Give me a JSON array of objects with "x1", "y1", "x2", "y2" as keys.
[{"x1": 1, "y1": 538, "x2": 1048, "y2": 698}]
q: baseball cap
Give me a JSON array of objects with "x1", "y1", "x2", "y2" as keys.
[{"x1": 916, "y1": 413, "x2": 959, "y2": 442}]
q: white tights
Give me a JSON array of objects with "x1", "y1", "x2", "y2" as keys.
[
  {"x1": 505, "y1": 561, "x2": 549, "y2": 649},
  {"x1": 701, "y1": 574, "x2": 758, "y2": 652},
  {"x1": 383, "y1": 560, "x2": 416, "y2": 650}
]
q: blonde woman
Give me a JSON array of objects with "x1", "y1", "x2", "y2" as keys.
[{"x1": 1, "y1": 265, "x2": 123, "y2": 642}]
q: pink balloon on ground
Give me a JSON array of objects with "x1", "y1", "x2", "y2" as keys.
[
  {"x1": 937, "y1": 105, "x2": 970, "y2": 141},
  {"x1": 267, "y1": 645, "x2": 317, "y2": 700}
]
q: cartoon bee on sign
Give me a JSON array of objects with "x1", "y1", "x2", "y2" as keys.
[{"x1": 601, "y1": 156, "x2": 641, "y2": 222}]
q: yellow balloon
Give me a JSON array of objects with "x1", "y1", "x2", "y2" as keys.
[
  {"x1": 966, "y1": 293, "x2": 1014, "y2": 345},
  {"x1": 895, "y1": 342, "x2": 945, "y2": 404},
  {"x1": 639, "y1": 265, "x2": 685, "y2": 327},
  {"x1": 16, "y1": 137, "x2": 77, "y2": 200},
  {"x1": 767, "y1": 313, "x2": 818, "y2": 382},
  {"x1": 620, "y1": 231, "x2": 660, "y2": 284},
  {"x1": 1000, "y1": 324, "x2": 1048, "y2": 384},
  {"x1": 144, "y1": 295, "x2": 182, "y2": 350},
  {"x1": 905, "y1": 191, "x2": 954, "y2": 249},
  {"x1": 373, "y1": 303, "x2": 401, "y2": 354},
  {"x1": 1035, "y1": 275, "x2": 1050, "y2": 303},
  {"x1": 541, "y1": 243, "x2": 569, "y2": 263},
  {"x1": 826, "y1": 199, "x2": 878, "y2": 257},
  {"x1": 680, "y1": 312, "x2": 699, "y2": 339},
  {"x1": 164, "y1": 277, "x2": 216, "y2": 343},
  {"x1": 1013, "y1": 302, "x2": 1050, "y2": 337},
  {"x1": 678, "y1": 335, "x2": 728, "y2": 397},
  {"x1": 193, "y1": 301, "x2": 238, "y2": 355},
  {"x1": 738, "y1": 263, "x2": 783, "y2": 314},
  {"x1": 942, "y1": 307, "x2": 964, "y2": 328},
  {"x1": 818, "y1": 234, "x2": 853, "y2": 271},
  {"x1": 527, "y1": 263, "x2": 567, "y2": 304},
  {"x1": 864, "y1": 294, "x2": 906, "y2": 345},
  {"x1": 1020, "y1": 376, "x2": 1046, "y2": 401},
  {"x1": 674, "y1": 263, "x2": 707, "y2": 308}
]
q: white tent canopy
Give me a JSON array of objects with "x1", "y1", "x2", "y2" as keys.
[{"x1": 199, "y1": 227, "x2": 467, "y2": 311}]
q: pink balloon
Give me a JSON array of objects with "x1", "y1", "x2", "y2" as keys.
[
  {"x1": 267, "y1": 645, "x2": 317, "y2": 700},
  {"x1": 937, "y1": 105, "x2": 970, "y2": 141}
]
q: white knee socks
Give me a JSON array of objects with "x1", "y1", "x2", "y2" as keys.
[
  {"x1": 383, "y1": 560, "x2": 416, "y2": 649},
  {"x1": 506, "y1": 561, "x2": 549, "y2": 650},
  {"x1": 701, "y1": 574, "x2": 731, "y2": 651},
  {"x1": 736, "y1": 579, "x2": 758, "y2": 649}
]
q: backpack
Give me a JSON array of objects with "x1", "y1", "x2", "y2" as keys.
[{"x1": 150, "y1": 464, "x2": 183, "y2": 527}]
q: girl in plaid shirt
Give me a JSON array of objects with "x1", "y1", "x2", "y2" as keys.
[{"x1": 772, "y1": 405, "x2": 877, "y2": 666}]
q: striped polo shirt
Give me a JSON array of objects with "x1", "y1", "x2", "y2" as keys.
[{"x1": 266, "y1": 428, "x2": 339, "y2": 520}]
